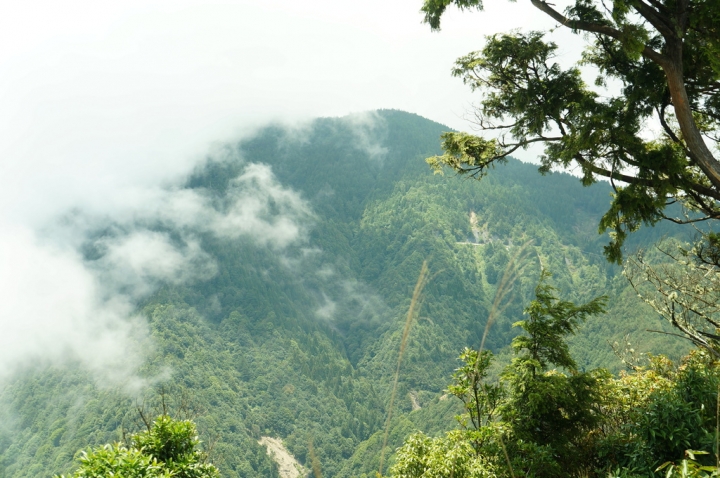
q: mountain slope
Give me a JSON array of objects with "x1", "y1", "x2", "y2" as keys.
[{"x1": 0, "y1": 110, "x2": 687, "y2": 477}]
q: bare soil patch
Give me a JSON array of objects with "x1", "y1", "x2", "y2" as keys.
[{"x1": 259, "y1": 436, "x2": 306, "y2": 478}]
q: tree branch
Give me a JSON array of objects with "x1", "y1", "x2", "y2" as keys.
[
  {"x1": 529, "y1": 0, "x2": 668, "y2": 65},
  {"x1": 658, "y1": 103, "x2": 681, "y2": 143},
  {"x1": 573, "y1": 153, "x2": 656, "y2": 187},
  {"x1": 633, "y1": 0, "x2": 675, "y2": 38}
]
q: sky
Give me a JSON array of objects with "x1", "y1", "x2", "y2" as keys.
[{"x1": 0, "y1": 0, "x2": 580, "y2": 388}]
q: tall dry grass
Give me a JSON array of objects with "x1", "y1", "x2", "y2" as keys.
[
  {"x1": 477, "y1": 240, "x2": 534, "y2": 478},
  {"x1": 378, "y1": 260, "x2": 430, "y2": 475},
  {"x1": 376, "y1": 240, "x2": 535, "y2": 476},
  {"x1": 308, "y1": 437, "x2": 322, "y2": 478}
]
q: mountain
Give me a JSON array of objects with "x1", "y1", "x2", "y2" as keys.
[{"x1": 0, "y1": 110, "x2": 689, "y2": 477}]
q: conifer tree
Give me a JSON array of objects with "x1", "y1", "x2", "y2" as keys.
[{"x1": 422, "y1": 0, "x2": 720, "y2": 262}]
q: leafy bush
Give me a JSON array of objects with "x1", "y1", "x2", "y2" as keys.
[
  {"x1": 56, "y1": 415, "x2": 219, "y2": 478},
  {"x1": 392, "y1": 274, "x2": 720, "y2": 477}
]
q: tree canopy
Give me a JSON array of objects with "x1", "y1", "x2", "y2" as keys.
[
  {"x1": 422, "y1": 0, "x2": 720, "y2": 262},
  {"x1": 56, "y1": 415, "x2": 219, "y2": 478}
]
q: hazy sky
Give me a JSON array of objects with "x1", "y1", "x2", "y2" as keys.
[
  {"x1": 1, "y1": 0, "x2": 578, "y2": 220},
  {"x1": 0, "y1": 0, "x2": 579, "y2": 387}
]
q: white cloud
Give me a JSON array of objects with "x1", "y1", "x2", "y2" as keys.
[
  {"x1": 306, "y1": 261, "x2": 390, "y2": 326},
  {"x1": 0, "y1": 1, "x2": 579, "y2": 225},
  {"x1": 132, "y1": 162, "x2": 313, "y2": 248},
  {"x1": 340, "y1": 278, "x2": 390, "y2": 323},
  {"x1": 93, "y1": 231, "x2": 217, "y2": 299},
  {"x1": 0, "y1": 226, "x2": 150, "y2": 390},
  {"x1": 0, "y1": 159, "x2": 311, "y2": 389},
  {"x1": 0, "y1": 0, "x2": 586, "y2": 390},
  {"x1": 315, "y1": 294, "x2": 337, "y2": 321},
  {"x1": 343, "y1": 111, "x2": 389, "y2": 161},
  {"x1": 214, "y1": 163, "x2": 313, "y2": 247}
]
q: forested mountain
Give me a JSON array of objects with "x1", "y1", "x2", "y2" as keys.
[{"x1": 0, "y1": 110, "x2": 689, "y2": 477}]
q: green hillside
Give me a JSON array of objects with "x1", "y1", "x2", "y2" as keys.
[{"x1": 0, "y1": 110, "x2": 689, "y2": 477}]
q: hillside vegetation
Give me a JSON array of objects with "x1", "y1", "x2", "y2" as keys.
[{"x1": 0, "y1": 111, "x2": 690, "y2": 477}]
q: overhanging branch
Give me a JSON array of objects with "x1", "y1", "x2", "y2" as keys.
[{"x1": 528, "y1": 0, "x2": 668, "y2": 66}]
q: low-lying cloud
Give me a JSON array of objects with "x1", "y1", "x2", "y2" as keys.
[
  {"x1": 124, "y1": 162, "x2": 313, "y2": 248},
  {"x1": 211, "y1": 163, "x2": 313, "y2": 247},
  {"x1": 92, "y1": 231, "x2": 217, "y2": 300},
  {"x1": 0, "y1": 226, "x2": 150, "y2": 389},
  {"x1": 0, "y1": 111, "x2": 390, "y2": 393},
  {"x1": 0, "y1": 159, "x2": 312, "y2": 391},
  {"x1": 309, "y1": 263, "x2": 390, "y2": 327},
  {"x1": 344, "y1": 111, "x2": 389, "y2": 161}
]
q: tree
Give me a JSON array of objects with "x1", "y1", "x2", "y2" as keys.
[
  {"x1": 500, "y1": 271, "x2": 607, "y2": 476},
  {"x1": 422, "y1": 0, "x2": 720, "y2": 262},
  {"x1": 56, "y1": 415, "x2": 220, "y2": 478},
  {"x1": 391, "y1": 272, "x2": 610, "y2": 478},
  {"x1": 625, "y1": 235, "x2": 720, "y2": 358},
  {"x1": 389, "y1": 269, "x2": 720, "y2": 476},
  {"x1": 390, "y1": 431, "x2": 498, "y2": 478},
  {"x1": 446, "y1": 348, "x2": 504, "y2": 454}
]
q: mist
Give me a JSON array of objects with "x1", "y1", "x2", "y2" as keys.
[
  {"x1": 0, "y1": 152, "x2": 316, "y2": 391},
  {"x1": 0, "y1": 0, "x2": 583, "y2": 391}
]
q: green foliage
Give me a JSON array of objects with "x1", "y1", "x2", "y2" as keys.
[
  {"x1": 500, "y1": 274, "x2": 608, "y2": 476},
  {"x1": 427, "y1": 132, "x2": 502, "y2": 180},
  {"x1": 392, "y1": 274, "x2": 610, "y2": 477},
  {"x1": 598, "y1": 351, "x2": 720, "y2": 474},
  {"x1": 421, "y1": 0, "x2": 483, "y2": 30},
  {"x1": 447, "y1": 349, "x2": 503, "y2": 451},
  {"x1": 657, "y1": 450, "x2": 720, "y2": 477},
  {"x1": 390, "y1": 431, "x2": 497, "y2": 478},
  {"x1": 133, "y1": 416, "x2": 219, "y2": 478},
  {"x1": 64, "y1": 444, "x2": 164, "y2": 478},
  {"x1": 56, "y1": 415, "x2": 219, "y2": 478},
  {"x1": 625, "y1": 236, "x2": 720, "y2": 358},
  {"x1": 0, "y1": 111, "x2": 696, "y2": 477},
  {"x1": 393, "y1": 275, "x2": 719, "y2": 478},
  {"x1": 509, "y1": 270, "x2": 607, "y2": 371},
  {"x1": 421, "y1": 0, "x2": 720, "y2": 263}
]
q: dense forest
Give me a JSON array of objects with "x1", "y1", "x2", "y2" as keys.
[{"x1": 0, "y1": 111, "x2": 703, "y2": 477}]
